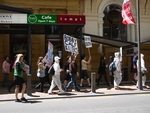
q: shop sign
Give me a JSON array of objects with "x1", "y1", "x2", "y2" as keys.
[
  {"x1": 27, "y1": 14, "x2": 57, "y2": 24},
  {"x1": 0, "y1": 14, "x2": 27, "y2": 24},
  {"x1": 58, "y1": 15, "x2": 85, "y2": 25}
]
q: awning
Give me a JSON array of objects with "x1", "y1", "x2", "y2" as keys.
[
  {"x1": 0, "y1": 4, "x2": 32, "y2": 14},
  {"x1": 82, "y1": 33, "x2": 137, "y2": 48}
]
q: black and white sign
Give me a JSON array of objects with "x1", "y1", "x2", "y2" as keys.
[
  {"x1": 84, "y1": 36, "x2": 92, "y2": 48},
  {"x1": 63, "y1": 34, "x2": 78, "y2": 54}
]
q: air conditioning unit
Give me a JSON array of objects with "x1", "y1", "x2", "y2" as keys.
[{"x1": 124, "y1": 47, "x2": 138, "y2": 56}]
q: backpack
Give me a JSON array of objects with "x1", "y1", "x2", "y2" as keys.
[
  {"x1": 48, "y1": 64, "x2": 55, "y2": 75},
  {"x1": 109, "y1": 61, "x2": 116, "y2": 72}
]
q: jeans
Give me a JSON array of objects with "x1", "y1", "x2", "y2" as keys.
[{"x1": 65, "y1": 73, "x2": 79, "y2": 90}]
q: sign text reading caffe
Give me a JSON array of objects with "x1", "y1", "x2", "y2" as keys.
[{"x1": 27, "y1": 14, "x2": 57, "y2": 24}]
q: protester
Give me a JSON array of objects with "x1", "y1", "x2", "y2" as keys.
[
  {"x1": 36, "y1": 56, "x2": 46, "y2": 92},
  {"x1": 131, "y1": 51, "x2": 138, "y2": 84},
  {"x1": 113, "y1": 52, "x2": 122, "y2": 90},
  {"x1": 1, "y1": 56, "x2": 10, "y2": 87},
  {"x1": 80, "y1": 54, "x2": 91, "y2": 87},
  {"x1": 35, "y1": 53, "x2": 51, "y2": 90},
  {"x1": 43, "y1": 53, "x2": 51, "y2": 86},
  {"x1": 63, "y1": 56, "x2": 71, "y2": 88},
  {"x1": 13, "y1": 54, "x2": 28, "y2": 102},
  {"x1": 136, "y1": 53, "x2": 148, "y2": 88},
  {"x1": 48, "y1": 56, "x2": 65, "y2": 94},
  {"x1": 97, "y1": 56, "x2": 110, "y2": 87},
  {"x1": 109, "y1": 56, "x2": 114, "y2": 85},
  {"x1": 65, "y1": 54, "x2": 80, "y2": 92}
]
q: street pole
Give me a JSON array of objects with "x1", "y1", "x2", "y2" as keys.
[{"x1": 136, "y1": 0, "x2": 142, "y2": 90}]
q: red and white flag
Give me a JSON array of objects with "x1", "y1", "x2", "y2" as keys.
[{"x1": 122, "y1": 0, "x2": 135, "y2": 24}]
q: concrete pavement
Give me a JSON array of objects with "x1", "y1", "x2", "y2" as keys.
[{"x1": 0, "y1": 82, "x2": 150, "y2": 101}]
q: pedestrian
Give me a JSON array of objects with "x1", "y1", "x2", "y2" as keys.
[
  {"x1": 35, "y1": 53, "x2": 51, "y2": 90},
  {"x1": 113, "y1": 52, "x2": 122, "y2": 90},
  {"x1": 131, "y1": 51, "x2": 138, "y2": 84},
  {"x1": 97, "y1": 55, "x2": 110, "y2": 86},
  {"x1": 1, "y1": 56, "x2": 10, "y2": 87},
  {"x1": 43, "y1": 53, "x2": 51, "y2": 86},
  {"x1": 109, "y1": 56, "x2": 114, "y2": 85},
  {"x1": 63, "y1": 56, "x2": 71, "y2": 88},
  {"x1": 13, "y1": 54, "x2": 28, "y2": 102},
  {"x1": 80, "y1": 54, "x2": 91, "y2": 87},
  {"x1": 65, "y1": 54, "x2": 80, "y2": 92},
  {"x1": 36, "y1": 56, "x2": 46, "y2": 92},
  {"x1": 136, "y1": 53, "x2": 148, "y2": 88},
  {"x1": 48, "y1": 56, "x2": 65, "y2": 94}
]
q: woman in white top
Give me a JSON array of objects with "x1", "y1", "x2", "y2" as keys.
[
  {"x1": 136, "y1": 53, "x2": 148, "y2": 88},
  {"x1": 113, "y1": 52, "x2": 122, "y2": 90},
  {"x1": 36, "y1": 56, "x2": 46, "y2": 92},
  {"x1": 48, "y1": 56, "x2": 64, "y2": 94},
  {"x1": 80, "y1": 54, "x2": 91, "y2": 87}
]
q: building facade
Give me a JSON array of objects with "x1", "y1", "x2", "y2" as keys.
[{"x1": 0, "y1": 0, "x2": 150, "y2": 82}]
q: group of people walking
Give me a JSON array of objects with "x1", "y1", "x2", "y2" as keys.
[{"x1": 1, "y1": 50, "x2": 148, "y2": 102}]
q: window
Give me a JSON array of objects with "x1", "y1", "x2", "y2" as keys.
[
  {"x1": 103, "y1": 4, "x2": 127, "y2": 41},
  {"x1": 10, "y1": 34, "x2": 28, "y2": 61}
]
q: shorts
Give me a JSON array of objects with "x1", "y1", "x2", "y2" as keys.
[
  {"x1": 14, "y1": 76, "x2": 25, "y2": 86},
  {"x1": 80, "y1": 70, "x2": 89, "y2": 79}
]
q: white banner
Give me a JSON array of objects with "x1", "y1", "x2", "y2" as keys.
[
  {"x1": 63, "y1": 34, "x2": 78, "y2": 54},
  {"x1": 0, "y1": 14, "x2": 27, "y2": 24},
  {"x1": 84, "y1": 36, "x2": 92, "y2": 48}
]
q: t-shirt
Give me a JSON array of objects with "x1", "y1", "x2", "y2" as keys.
[
  {"x1": 14, "y1": 62, "x2": 24, "y2": 77},
  {"x1": 81, "y1": 60, "x2": 87, "y2": 70}
]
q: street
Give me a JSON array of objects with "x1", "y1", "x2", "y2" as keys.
[{"x1": 0, "y1": 94, "x2": 150, "y2": 113}]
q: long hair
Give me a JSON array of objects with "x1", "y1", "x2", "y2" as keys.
[
  {"x1": 37, "y1": 56, "x2": 43, "y2": 65},
  {"x1": 14, "y1": 54, "x2": 24, "y2": 66}
]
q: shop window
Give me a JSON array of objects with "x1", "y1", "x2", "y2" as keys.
[
  {"x1": 103, "y1": 4, "x2": 127, "y2": 41},
  {"x1": 10, "y1": 34, "x2": 28, "y2": 62}
]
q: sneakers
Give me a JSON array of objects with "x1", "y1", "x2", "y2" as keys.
[
  {"x1": 15, "y1": 99, "x2": 22, "y2": 102},
  {"x1": 20, "y1": 97, "x2": 28, "y2": 102}
]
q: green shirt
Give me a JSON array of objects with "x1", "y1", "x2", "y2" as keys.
[{"x1": 14, "y1": 62, "x2": 24, "y2": 77}]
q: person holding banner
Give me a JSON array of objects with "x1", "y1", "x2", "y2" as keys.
[
  {"x1": 64, "y1": 54, "x2": 80, "y2": 92},
  {"x1": 63, "y1": 56, "x2": 71, "y2": 88},
  {"x1": 80, "y1": 54, "x2": 91, "y2": 87}
]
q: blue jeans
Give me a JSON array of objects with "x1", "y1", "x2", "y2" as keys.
[{"x1": 65, "y1": 73, "x2": 78, "y2": 90}]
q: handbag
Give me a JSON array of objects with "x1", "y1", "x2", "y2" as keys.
[
  {"x1": 37, "y1": 69, "x2": 45, "y2": 77},
  {"x1": 48, "y1": 65, "x2": 55, "y2": 75}
]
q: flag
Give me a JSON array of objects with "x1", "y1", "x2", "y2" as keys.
[
  {"x1": 46, "y1": 41, "x2": 53, "y2": 67},
  {"x1": 122, "y1": 0, "x2": 135, "y2": 24}
]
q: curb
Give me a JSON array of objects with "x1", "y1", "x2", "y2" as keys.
[{"x1": 1, "y1": 90, "x2": 150, "y2": 102}]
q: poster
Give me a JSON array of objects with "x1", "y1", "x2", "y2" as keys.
[
  {"x1": 63, "y1": 34, "x2": 78, "y2": 54},
  {"x1": 84, "y1": 36, "x2": 92, "y2": 48}
]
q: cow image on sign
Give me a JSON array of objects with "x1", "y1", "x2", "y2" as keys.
[{"x1": 63, "y1": 34, "x2": 79, "y2": 54}]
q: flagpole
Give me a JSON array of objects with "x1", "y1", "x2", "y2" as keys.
[{"x1": 136, "y1": 0, "x2": 142, "y2": 90}]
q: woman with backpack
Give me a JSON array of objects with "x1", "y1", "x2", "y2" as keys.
[{"x1": 113, "y1": 52, "x2": 122, "y2": 90}]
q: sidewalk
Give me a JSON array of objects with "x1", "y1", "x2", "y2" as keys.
[{"x1": 0, "y1": 82, "x2": 150, "y2": 101}]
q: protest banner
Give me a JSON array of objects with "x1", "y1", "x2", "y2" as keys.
[
  {"x1": 45, "y1": 41, "x2": 54, "y2": 67},
  {"x1": 84, "y1": 36, "x2": 92, "y2": 71},
  {"x1": 63, "y1": 34, "x2": 78, "y2": 54}
]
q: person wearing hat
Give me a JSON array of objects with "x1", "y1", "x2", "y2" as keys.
[
  {"x1": 48, "y1": 56, "x2": 65, "y2": 94},
  {"x1": 13, "y1": 54, "x2": 28, "y2": 102}
]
